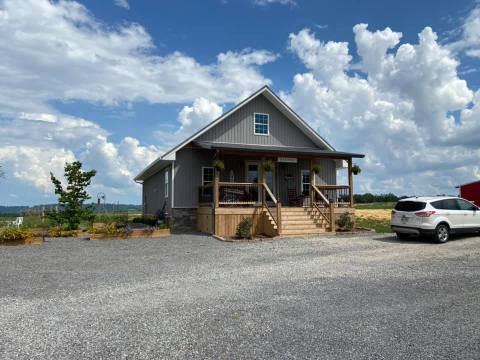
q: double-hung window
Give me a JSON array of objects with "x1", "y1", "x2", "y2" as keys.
[
  {"x1": 301, "y1": 170, "x2": 310, "y2": 195},
  {"x1": 254, "y1": 113, "x2": 269, "y2": 135},
  {"x1": 202, "y1": 167, "x2": 214, "y2": 186}
]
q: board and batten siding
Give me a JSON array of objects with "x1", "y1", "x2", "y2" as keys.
[
  {"x1": 174, "y1": 147, "x2": 215, "y2": 208},
  {"x1": 197, "y1": 94, "x2": 323, "y2": 148},
  {"x1": 143, "y1": 165, "x2": 172, "y2": 216}
]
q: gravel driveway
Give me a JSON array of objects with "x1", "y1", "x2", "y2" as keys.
[{"x1": 1, "y1": 233, "x2": 480, "y2": 359}]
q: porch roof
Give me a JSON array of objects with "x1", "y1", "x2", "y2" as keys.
[{"x1": 194, "y1": 141, "x2": 365, "y2": 159}]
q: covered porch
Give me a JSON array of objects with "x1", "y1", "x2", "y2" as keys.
[{"x1": 195, "y1": 142, "x2": 364, "y2": 237}]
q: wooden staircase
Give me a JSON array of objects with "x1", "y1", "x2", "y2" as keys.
[{"x1": 263, "y1": 206, "x2": 332, "y2": 236}]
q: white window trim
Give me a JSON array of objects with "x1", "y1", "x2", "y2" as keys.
[
  {"x1": 301, "y1": 169, "x2": 310, "y2": 195},
  {"x1": 202, "y1": 166, "x2": 214, "y2": 186},
  {"x1": 254, "y1": 112, "x2": 270, "y2": 136},
  {"x1": 165, "y1": 170, "x2": 169, "y2": 198}
]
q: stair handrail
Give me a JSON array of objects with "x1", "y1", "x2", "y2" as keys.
[
  {"x1": 312, "y1": 201, "x2": 331, "y2": 226},
  {"x1": 261, "y1": 183, "x2": 280, "y2": 232},
  {"x1": 311, "y1": 184, "x2": 329, "y2": 205},
  {"x1": 262, "y1": 183, "x2": 277, "y2": 204}
]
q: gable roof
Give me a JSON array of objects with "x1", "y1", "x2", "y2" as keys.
[{"x1": 135, "y1": 86, "x2": 336, "y2": 181}]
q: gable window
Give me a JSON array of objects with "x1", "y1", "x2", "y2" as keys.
[
  {"x1": 165, "y1": 170, "x2": 169, "y2": 198},
  {"x1": 301, "y1": 170, "x2": 310, "y2": 195},
  {"x1": 202, "y1": 167, "x2": 214, "y2": 186},
  {"x1": 254, "y1": 113, "x2": 269, "y2": 135}
]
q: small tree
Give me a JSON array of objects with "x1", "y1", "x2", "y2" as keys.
[{"x1": 48, "y1": 161, "x2": 97, "y2": 230}]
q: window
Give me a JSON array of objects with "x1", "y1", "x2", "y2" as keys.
[
  {"x1": 431, "y1": 199, "x2": 459, "y2": 210},
  {"x1": 202, "y1": 167, "x2": 214, "y2": 186},
  {"x1": 394, "y1": 201, "x2": 426, "y2": 212},
  {"x1": 165, "y1": 170, "x2": 169, "y2": 198},
  {"x1": 301, "y1": 170, "x2": 310, "y2": 195},
  {"x1": 457, "y1": 199, "x2": 477, "y2": 211},
  {"x1": 254, "y1": 113, "x2": 269, "y2": 135}
]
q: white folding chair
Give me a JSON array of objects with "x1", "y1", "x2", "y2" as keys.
[{"x1": 14, "y1": 217, "x2": 23, "y2": 228}]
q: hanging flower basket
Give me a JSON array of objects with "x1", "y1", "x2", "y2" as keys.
[
  {"x1": 352, "y1": 164, "x2": 361, "y2": 175},
  {"x1": 311, "y1": 164, "x2": 321, "y2": 174},
  {"x1": 261, "y1": 159, "x2": 275, "y2": 172},
  {"x1": 212, "y1": 159, "x2": 225, "y2": 172}
]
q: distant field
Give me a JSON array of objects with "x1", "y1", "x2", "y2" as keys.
[
  {"x1": 355, "y1": 202, "x2": 396, "y2": 210},
  {"x1": 355, "y1": 204, "x2": 394, "y2": 233},
  {"x1": 0, "y1": 211, "x2": 143, "y2": 229}
]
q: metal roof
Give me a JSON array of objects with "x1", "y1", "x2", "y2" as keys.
[
  {"x1": 194, "y1": 141, "x2": 365, "y2": 158},
  {"x1": 134, "y1": 159, "x2": 172, "y2": 182},
  {"x1": 455, "y1": 180, "x2": 480, "y2": 188}
]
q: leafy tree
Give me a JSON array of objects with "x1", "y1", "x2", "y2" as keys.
[{"x1": 48, "y1": 161, "x2": 96, "y2": 230}]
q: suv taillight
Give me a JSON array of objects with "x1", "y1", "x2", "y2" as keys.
[
  {"x1": 415, "y1": 210, "x2": 436, "y2": 217},
  {"x1": 391, "y1": 210, "x2": 396, "y2": 216}
]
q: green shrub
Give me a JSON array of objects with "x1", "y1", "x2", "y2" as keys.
[
  {"x1": 47, "y1": 228, "x2": 77, "y2": 237},
  {"x1": 89, "y1": 223, "x2": 127, "y2": 236},
  {"x1": 132, "y1": 216, "x2": 158, "y2": 226},
  {"x1": 0, "y1": 228, "x2": 34, "y2": 243},
  {"x1": 337, "y1": 212, "x2": 354, "y2": 231},
  {"x1": 236, "y1": 217, "x2": 252, "y2": 239}
]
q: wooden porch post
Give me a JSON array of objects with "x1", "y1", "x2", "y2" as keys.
[
  {"x1": 310, "y1": 159, "x2": 315, "y2": 205},
  {"x1": 348, "y1": 158, "x2": 354, "y2": 207},
  {"x1": 260, "y1": 156, "x2": 266, "y2": 204},
  {"x1": 213, "y1": 169, "x2": 219, "y2": 208}
]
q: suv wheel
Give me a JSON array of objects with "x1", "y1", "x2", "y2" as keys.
[{"x1": 434, "y1": 224, "x2": 449, "y2": 243}]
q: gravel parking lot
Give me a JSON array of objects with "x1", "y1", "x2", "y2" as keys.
[{"x1": 1, "y1": 233, "x2": 480, "y2": 359}]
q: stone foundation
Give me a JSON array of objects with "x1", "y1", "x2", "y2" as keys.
[{"x1": 171, "y1": 208, "x2": 197, "y2": 232}]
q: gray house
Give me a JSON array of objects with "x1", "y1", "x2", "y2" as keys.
[{"x1": 134, "y1": 86, "x2": 364, "y2": 237}]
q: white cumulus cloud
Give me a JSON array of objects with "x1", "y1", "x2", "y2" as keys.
[
  {"x1": 284, "y1": 24, "x2": 479, "y2": 196},
  {"x1": 113, "y1": 0, "x2": 130, "y2": 9}
]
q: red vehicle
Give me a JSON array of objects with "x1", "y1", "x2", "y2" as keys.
[{"x1": 457, "y1": 180, "x2": 480, "y2": 206}]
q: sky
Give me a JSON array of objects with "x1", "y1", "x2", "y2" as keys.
[{"x1": 0, "y1": 0, "x2": 480, "y2": 206}]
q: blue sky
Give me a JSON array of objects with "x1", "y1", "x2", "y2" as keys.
[{"x1": 0, "y1": 0, "x2": 479, "y2": 205}]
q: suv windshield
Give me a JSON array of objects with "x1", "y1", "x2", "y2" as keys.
[{"x1": 394, "y1": 201, "x2": 426, "y2": 212}]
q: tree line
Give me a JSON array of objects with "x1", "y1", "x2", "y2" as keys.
[{"x1": 354, "y1": 193, "x2": 401, "y2": 203}]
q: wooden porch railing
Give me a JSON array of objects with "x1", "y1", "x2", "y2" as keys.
[{"x1": 315, "y1": 185, "x2": 352, "y2": 208}]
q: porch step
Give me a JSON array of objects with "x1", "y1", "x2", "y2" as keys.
[
  {"x1": 281, "y1": 228, "x2": 327, "y2": 235},
  {"x1": 282, "y1": 223, "x2": 321, "y2": 230}
]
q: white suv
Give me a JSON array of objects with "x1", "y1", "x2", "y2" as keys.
[{"x1": 391, "y1": 196, "x2": 480, "y2": 243}]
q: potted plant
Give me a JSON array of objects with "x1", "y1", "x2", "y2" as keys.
[
  {"x1": 212, "y1": 159, "x2": 225, "y2": 172},
  {"x1": 261, "y1": 159, "x2": 275, "y2": 172},
  {"x1": 352, "y1": 164, "x2": 361, "y2": 175},
  {"x1": 311, "y1": 164, "x2": 321, "y2": 174}
]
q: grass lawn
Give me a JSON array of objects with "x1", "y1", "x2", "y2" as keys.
[{"x1": 355, "y1": 216, "x2": 392, "y2": 233}]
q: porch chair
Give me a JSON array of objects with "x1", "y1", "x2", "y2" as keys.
[
  {"x1": 287, "y1": 188, "x2": 303, "y2": 207},
  {"x1": 13, "y1": 217, "x2": 23, "y2": 228}
]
